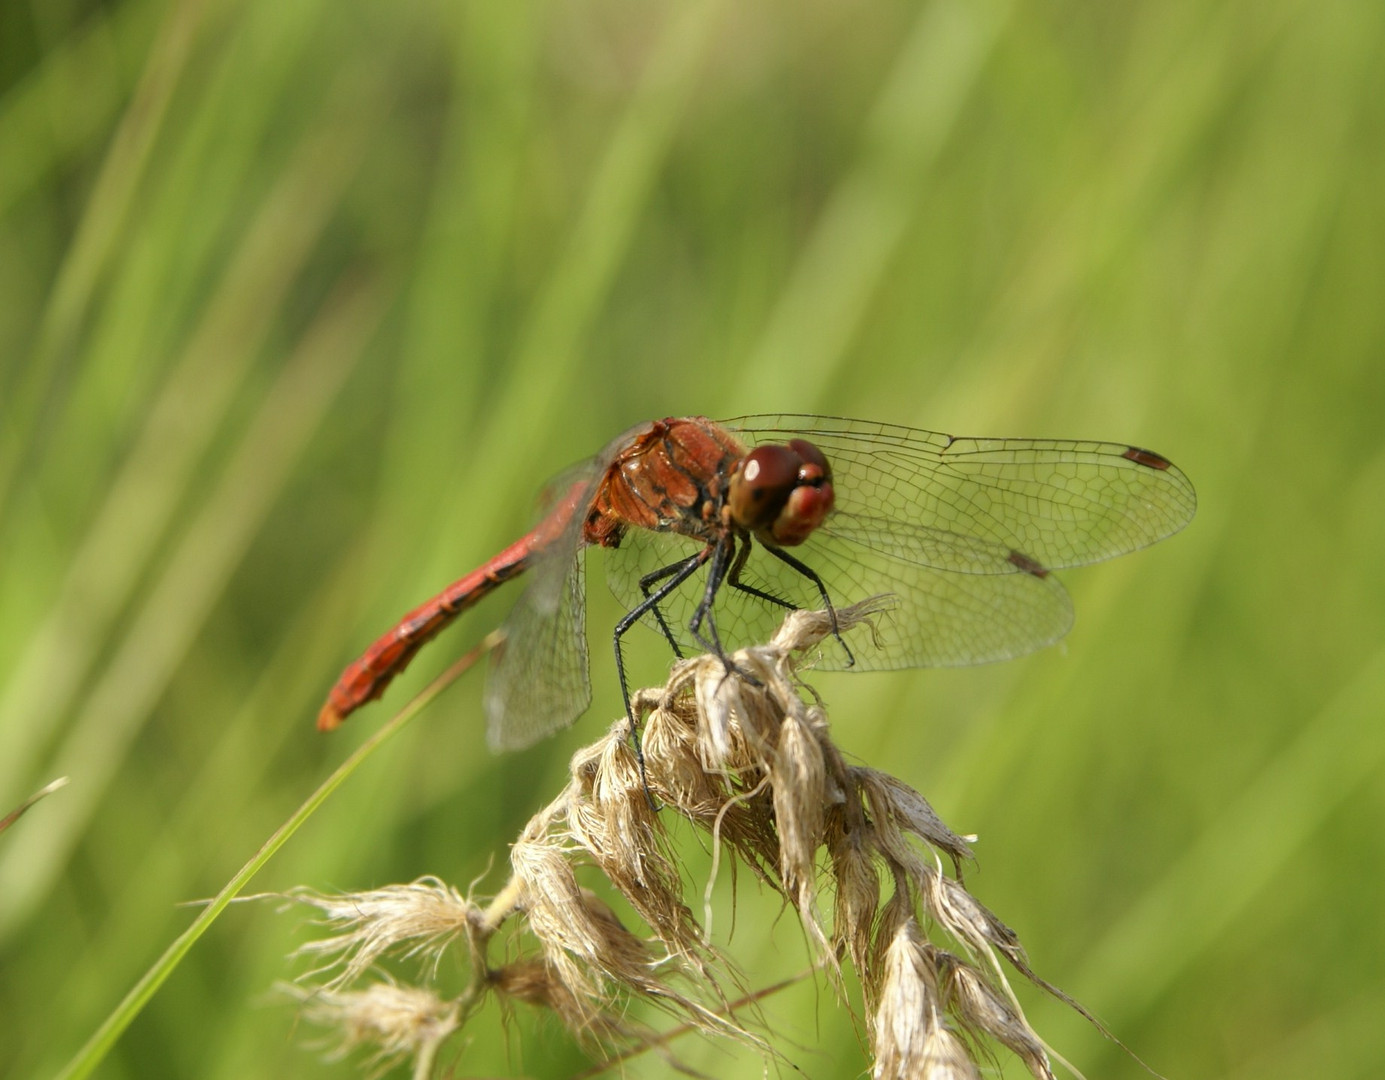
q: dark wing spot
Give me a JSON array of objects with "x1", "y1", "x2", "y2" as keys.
[
  {"x1": 1008, "y1": 550, "x2": 1050, "y2": 578},
  {"x1": 1123, "y1": 446, "x2": 1173, "y2": 470}
]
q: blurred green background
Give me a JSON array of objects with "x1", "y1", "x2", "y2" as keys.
[{"x1": 2, "y1": 0, "x2": 1383, "y2": 1076}]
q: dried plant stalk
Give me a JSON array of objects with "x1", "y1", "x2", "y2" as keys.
[{"x1": 285, "y1": 600, "x2": 1090, "y2": 1079}]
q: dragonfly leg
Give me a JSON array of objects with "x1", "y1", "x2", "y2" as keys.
[
  {"x1": 724, "y1": 537, "x2": 798, "y2": 613},
  {"x1": 635, "y1": 561, "x2": 692, "y2": 660},
  {"x1": 684, "y1": 535, "x2": 768, "y2": 694},
  {"x1": 613, "y1": 546, "x2": 713, "y2": 787},
  {"x1": 686, "y1": 533, "x2": 735, "y2": 660},
  {"x1": 760, "y1": 543, "x2": 854, "y2": 667}
]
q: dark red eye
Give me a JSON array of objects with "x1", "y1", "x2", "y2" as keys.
[
  {"x1": 726, "y1": 440, "x2": 835, "y2": 545},
  {"x1": 787, "y1": 438, "x2": 830, "y2": 480},
  {"x1": 773, "y1": 438, "x2": 834, "y2": 545},
  {"x1": 743, "y1": 445, "x2": 800, "y2": 490},
  {"x1": 728, "y1": 445, "x2": 799, "y2": 530}
]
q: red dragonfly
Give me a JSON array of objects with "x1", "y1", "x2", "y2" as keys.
[{"x1": 318, "y1": 415, "x2": 1195, "y2": 750}]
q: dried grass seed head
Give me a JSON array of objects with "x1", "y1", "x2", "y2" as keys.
[
  {"x1": 281, "y1": 978, "x2": 459, "y2": 1072},
  {"x1": 279, "y1": 598, "x2": 1100, "y2": 1080},
  {"x1": 288, "y1": 878, "x2": 476, "y2": 989}
]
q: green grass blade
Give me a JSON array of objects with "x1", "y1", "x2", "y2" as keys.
[{"x1": 51, "y1": 640, "x2": 493, "y2": 1080}]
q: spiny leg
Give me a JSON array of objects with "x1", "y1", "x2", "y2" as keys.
[
  {"x1": 721, "y1": 538, "x2": 853, "y2": 666},
  {"x1": 686, "y1": 534, "x2": 766, "y2": 693},
  {"x1": 686, "y1": 532, "x2": 735, "y2": 659},
  {"x1": 635, "y1": 559, "x2": 691, "y2": 660},
  {"x1": 724, "y1": 535, "x2": 798, "y2": 613},
  {"x1": 760, "y1": 543, "x2": 854, "y2": 667},
  {"x1": 612, "y1": 546, "x2": 712, "y2": 790}
]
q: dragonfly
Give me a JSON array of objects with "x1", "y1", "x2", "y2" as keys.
[{"x1": 318, "y1": 415, "x2": 1196, "y2": 750}]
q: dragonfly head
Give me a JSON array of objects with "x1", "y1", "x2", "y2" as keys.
[{"x1": 727, "y1": 438, "x2": 835, "y2": 546}]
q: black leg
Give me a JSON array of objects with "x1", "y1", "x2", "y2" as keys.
[
  {"x1": 686, "y1": 533, "x2": 736, "y2": 659},
  {"x1": 760, "y1": 543, "x2": 854, "y2": 667},
  {"x1": 635, "y1": 559, "x2": 691, "y2": 660},
  {"x1": 684, "y1": 534, "x2": 770, "y2": 701},
  {"x1": 613, "y1": 547, "x2": 712, "y2": 772},
  {"x1": 725, "y1": 541, "x2": 798, "y2": 611}
]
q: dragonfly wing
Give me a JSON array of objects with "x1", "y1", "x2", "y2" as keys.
[
  {"x1": 728, "y1": 415, "x2": 1197, "y2": 570},
  {"x1": 778, "y1": 524, "x2": 1073, "y2": 669},
  {"x1": 485, "y1": 544, "x2": 591, "y2": 751},
  {"x1": 719, "y1": 414, "x2": 1193, "y2": 666},
  {"x1": 601, "y1": 520, "x2": 1073, "y2": 670},
  {"x1": 484, "y1": 450, "x2": 616, "y2": 753},
  {"x1": 486, "y1": 422, "x2": 675, "y2": 750}
]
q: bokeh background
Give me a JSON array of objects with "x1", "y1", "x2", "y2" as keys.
[{"x1": 3, "y1": 0, "x2": 1384, "y2": 1076}]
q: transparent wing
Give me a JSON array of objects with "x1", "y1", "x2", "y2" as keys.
[
  {"x1": 602, "y1": 518, "x2": 1073, "y2": 669},
  {"x1": 483, "y1": 423, "x2": 677, "y2": 749},
  {"x1": 485, "y1": 542, "x2": 591, "y2": 751},
  {"x1": 609, "y1": 413, "x2": 1193, "y2": 669},
  {"x1": 727, "y1": 415, "x2": 1197, "y2": 571}
]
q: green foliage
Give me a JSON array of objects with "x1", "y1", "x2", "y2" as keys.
[{"x1": 1, "y1": 0, "x2": 1383, "y2": 1076}]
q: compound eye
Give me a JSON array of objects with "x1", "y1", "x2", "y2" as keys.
[
  {"x1": 787, "y1": 438, "x2": 831, "y2": 482},
  {"x1": 728, "y1": 445, "x2": 799, "y2": 530}
]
